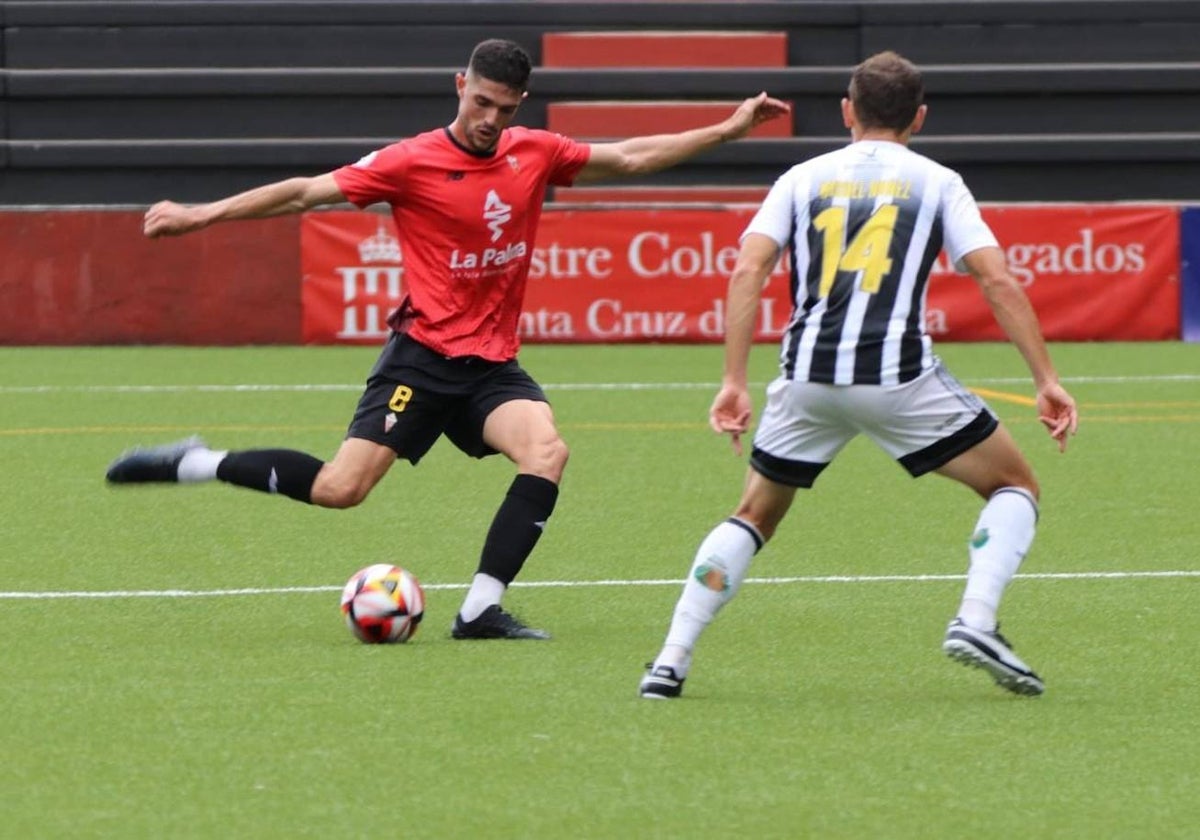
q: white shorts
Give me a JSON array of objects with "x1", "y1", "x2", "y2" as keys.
[{"x1": 750, "y1": 360, "x2": 998, "y2": 487}]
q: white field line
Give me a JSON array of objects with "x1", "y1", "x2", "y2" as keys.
[
  {"x1": 1, "y1": 373, "x2": 1199, "y2": 396},
  {"x1": 1, "y1": 570, "x2": 1197, "y2": 600}
]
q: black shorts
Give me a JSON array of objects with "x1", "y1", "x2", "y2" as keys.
[{"x1": 346, "y1": 332, "x2": 547, "y2": 464}]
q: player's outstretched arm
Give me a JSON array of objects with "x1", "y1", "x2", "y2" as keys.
[
  {"x1": 143, "y1": 172, "x2": 346, "y2": 238},
  {"x1": 575, "y1": 93, "x2": 790, "y2": 184},
  {"x1": 961, "y1": 246, "x2": 1079, "y2": 452}
]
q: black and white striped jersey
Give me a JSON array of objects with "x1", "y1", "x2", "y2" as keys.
[{"x1": 744, "y1": 140, "x2": 998, "y2": 385}]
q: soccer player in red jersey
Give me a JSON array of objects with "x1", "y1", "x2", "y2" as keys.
[{"x1": 108, "y1": 39, "x2": 790, "y2": 639}]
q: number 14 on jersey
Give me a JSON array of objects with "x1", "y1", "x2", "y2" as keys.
[{"x1": 813, "y1": 203, "x2": 900, "y2": 297}]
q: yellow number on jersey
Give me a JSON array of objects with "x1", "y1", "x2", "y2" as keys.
[{"x1": 812, "y1": 203, "x2": 900, "y2": 297}]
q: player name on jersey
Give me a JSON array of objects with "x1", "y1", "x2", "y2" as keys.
[{"x1": 818, "y1": 179, "x2": 914, "y2": 200}]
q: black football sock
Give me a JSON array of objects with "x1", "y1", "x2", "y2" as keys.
[
  {"x1": 215, "y1": 449, "x2": 324, "y2": 504},
  {"x1": 476, "y1": 474, "x2": 560, "y2": 585}
]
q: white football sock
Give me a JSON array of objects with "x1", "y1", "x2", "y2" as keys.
[
  {"x1": 655, "y1": 644, "x2": 692, "y2": 673},
  {"x1": 177, "y1": 448, "x2": 228, "y2": 483},
  {"x1": 459, "y1": 573, "x2": 506, "y2": 622},
  {"x1": 657, "y1": 517, "x2": 763, "y2": 676},
  {"x1": 957, "y1": 487, "x2": 1038, "y2": 632}
]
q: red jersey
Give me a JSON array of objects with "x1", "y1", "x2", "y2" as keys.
[{"x1": 332, "y1": 127, "x2": 591, "y2": 360}]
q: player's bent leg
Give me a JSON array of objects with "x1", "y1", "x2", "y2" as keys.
[
  {"x1": 640, "y1": 513, "x2": 765, "y2": 699},
  {"x1": 214, "y1": 449, "x2": 324, "y2": 502},
  {"x1": 483, "y1": 398, "x2": 569, "y2": 482},
  {"x1": 309, "y1": 437, "x2": 396, "y2": 509},
  {"x1": 640, "y1": 469, "x2": 796, "y2": 699},
  {"x1": 731, "y1": 468, "x2": 799, "y2": 541},
  {"x1": 934, "y1": 423, "x2": 1039, "y2": 501},
  {"x1": 935, "y1": 423, "x2": 1044, "y2": 695},
  {"x1": 452, "y1": 400, "x2": 565, "y2": 639},
  {"x1": 107, "y1": 436, "x2": 345, "y2": 507}
]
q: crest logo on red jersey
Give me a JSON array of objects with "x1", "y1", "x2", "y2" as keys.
[{"x1": 483, "y1": 190, "x2": 512, "y2": 242}]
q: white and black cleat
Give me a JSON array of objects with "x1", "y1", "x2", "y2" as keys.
[
  {"x1": 639, "y1": 663, "x2": 686, "y2": 699},
  {"x1": 943, "y1": 618, "x2": 1045, "y2": 696}
]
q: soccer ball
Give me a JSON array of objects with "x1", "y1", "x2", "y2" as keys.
[{"x1": 340, "y1": 563, "x2": 425, "y2": 644}]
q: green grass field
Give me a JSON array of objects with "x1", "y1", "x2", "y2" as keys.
[{"x1": 2, "y1": 342, "x2": 1198, "y2": 839}]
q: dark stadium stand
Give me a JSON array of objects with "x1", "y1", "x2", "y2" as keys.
[
  {"x1": 1, "y1": 0, "x2": 1199, "y2": 204},
  {"x1": 546, "y1": 101, "x2": 795, "y2": 139}
]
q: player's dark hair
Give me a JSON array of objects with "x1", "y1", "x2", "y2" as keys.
[
  {"x1": 467, "y1": 39, "x2": 532, "y2": 92},
  {"x1": 848, "y1": 51, "x2": 924, "y2": 132}
]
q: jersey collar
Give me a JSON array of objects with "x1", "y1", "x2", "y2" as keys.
[{"x1": 443, "y1": 126, "x2": 502, "y2": 159}]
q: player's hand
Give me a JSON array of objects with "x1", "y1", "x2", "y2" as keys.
[
  {"x1": 723, "y1": 93, "x2": 791, "y2": 141},
  {"x1": 143, "y1": 201, "x2": 208, "y2": 238},
  {"x1": 1036, "y1": 382, "x2": 1078, "y2": 453},
  {"x1": 709, "y1": 384, "x2": 753, "y2": 456}
]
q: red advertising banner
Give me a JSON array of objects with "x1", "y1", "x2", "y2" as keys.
[
  {"x1": 525, "y1": 208, "x2": 796, "y2": 343},
  {"x1": 300, "y1": 208, "x2": 795, "y2": 346},
  {"x1": 930, "y1": 204, "x2": 1179, "y2": 341},
  {"x1": 0, "y1": 210, "x2": 300, "y2": 345},
  {"x1": 300, "y1": 204, "x2": 1180, "y2": 346}
]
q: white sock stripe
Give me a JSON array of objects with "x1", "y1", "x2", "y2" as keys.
[
  {"x1": 725, "y1": 517, "x2": 765, "y2": 552},
  {"x1": 989, "y1": 486, "x2": 1039, "y2": 520}
]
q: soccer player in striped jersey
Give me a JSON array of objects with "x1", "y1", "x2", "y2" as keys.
[
  {"x1": 106, "y1": 39, "x2": 788, "y2": 640},
  {"x1": 640, "y1": 51, "x2": 1078, "y2": 698}
]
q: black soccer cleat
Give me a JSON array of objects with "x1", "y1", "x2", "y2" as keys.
[
  {"x1": 105, "y1": 436, "x2": 207, "y2": 484},
  {"x1": 943, "y1": 618, "x2": 1045, "y2": 696},
  {"x1": 639, "y1": 663, "x2": 686, "y2": 699},
  {"x1": 451, "y1": 604, "x2": 550, "y2": 640}
]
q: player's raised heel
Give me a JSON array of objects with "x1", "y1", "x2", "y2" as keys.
[
  {"x1": 942, "y1": 618, "x2": 1044, "y2": 696},
  {"x1": 105, "y1": 436, "x2": 207, "y2": 484}
]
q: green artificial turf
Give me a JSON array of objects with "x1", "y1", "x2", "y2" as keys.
[{"x1": 1, "y1": 342, "x2": 1197, "y2": 838}]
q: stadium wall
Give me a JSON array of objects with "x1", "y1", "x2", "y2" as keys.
[{"x1": 0, "y1": 204, "x2": 1189, "y2": 346}]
